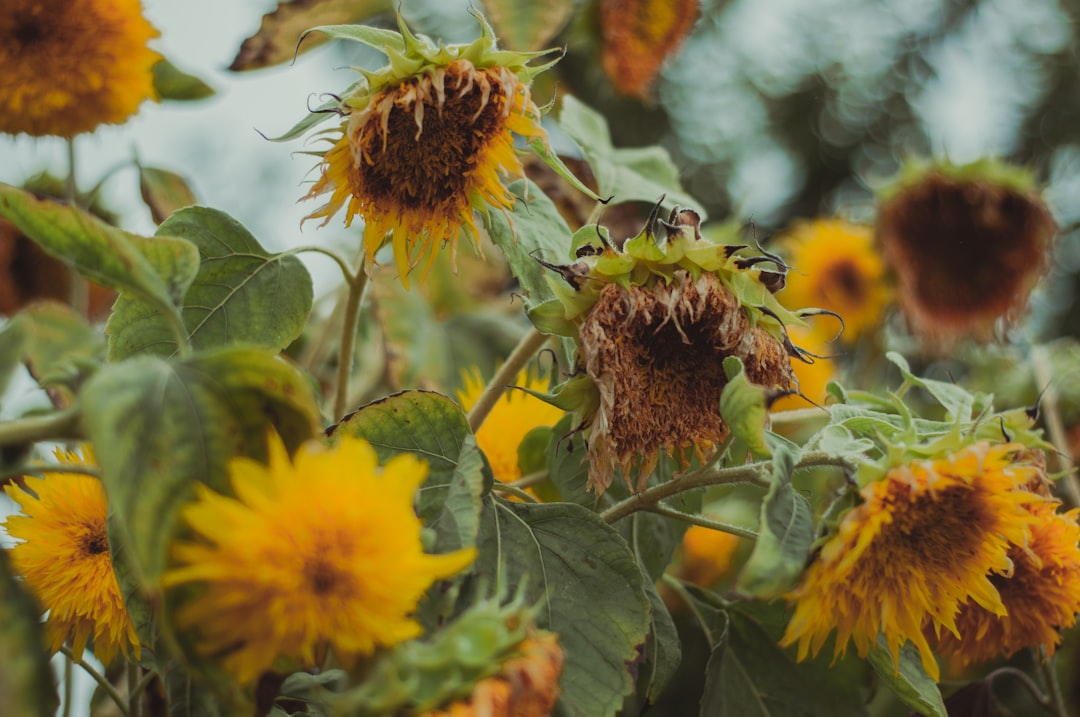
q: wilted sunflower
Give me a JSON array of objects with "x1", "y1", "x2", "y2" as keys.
[
  {"x1": 298, "y1": 14, "x2": 557, "y2": 287},
  {"x1": 532, "y1": 207, "x2": 803, "y2": 493},
  {"x1": 779, "y1": 218, "x2": 890, "y2": 343},
  {"x1": 422, "y1": 630, "x2": 563, "y2": 717},
  {"x1": 877, "y1": 159, "x2": 1056, "y2": 345},
  {"x1": 3, "y1": 447, "x2": 139, "y2": 665},
  {"x1": 781, "y1": 442, "x2": 1042, "y2": 680},
  {"x1": 0, "y1": 0, "x2": 159, "y2": 137},
  {"x1": 161, "y1": 433, "x2": 476, "y2": 684},
  {"x1": 457, "y1": 367, "x2": 564, "y2": 482},
  {"x1": 933, "y1": 500, "x2": 1080, "y2": 668}
]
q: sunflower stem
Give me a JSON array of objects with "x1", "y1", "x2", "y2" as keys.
[
  {"x1": 60, "y1": 645, "x2": 128, "y2": 717},
  {"x1": 128, "y1": 663, "x2": 142, "y2": 717},
  {"x1": 985, "y1": 666, "x2": 1053, "y2": 710},
  {"x1": 62, "y1": 654, "x2": 73, "y2": 717},
  {"x1": 769, "y1": 406, "x2": 830, "y2": 427},
  {"x1": 65, "y1": 136, "x2": 90, "y2": 317},
  {"x1": 0, "y1": 407, "x2": 82, "y2": 447},
  {"x1": 467, "y1": 327, "x2": 548, "y2": 433},
  {"x1": 1031, "y1": 344, "x2": 1080, "y2": 509},
  {"x1": 491, "y1": 483, "x2": 540, "y2": 502},
  {"x1": 289, "y1": 245, "x2": 355, "y2": 282},
  {"x1": 508, "y1": 469, "x2": 548, "y2": 488},
  {"x1": 660, "y1": 574, "x2": 721, "y2": 649},
  {"x1": 645, "y1": 504, "x2": 757, "y2": 539},
  {"x1": 164, "y1": 308, "x2": 192, "y2": 357},
  {"x1": 1038, "y1": 656, "x2": 1069, "y2": 717},
  {"x1": 333, "y1": 268, "x2": 370, "y2": 421}
]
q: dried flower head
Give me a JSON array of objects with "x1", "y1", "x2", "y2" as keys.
[
  {"x1": 3, "y1": 447, "x2": 139, "y2": 665},
  {"x1": 298, "y1": 14, "x2": 557, "y2": 287},
  {"x1": 0, "y1": 0, "x2": 159, "y2": 137},
  {"x1": 876, "y1": 159, "x2": 1056, "y2": 346},
  {"x1": 532, "y1": 205, "x2": 802, "y2": 494},
  {"x1": 781, "y1": 442, "x2": 1044, "y2": 680},
  {"x1": 161, "y1": 433, "x2": 476, "y2": 684},
  {"x1": 933, "y1": 500, "x2": 1080, "y2": 668}
]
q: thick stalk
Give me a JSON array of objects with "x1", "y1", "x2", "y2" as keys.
[
  {"x1": 1031, "y1": 344, "x2": 1080, "y2": 508},
  {"x1": 333, "y1": 269, "x2": 369, "y2": 421},
  {"x1": 467, "y1": 327, "x2": 548, "y2": 433},
  {"x1": 128, "y1": 664, "x2": 142, "y2": 717},
  {"x1": 0, "y1": 408, "x2": 82, "y2": 447}
]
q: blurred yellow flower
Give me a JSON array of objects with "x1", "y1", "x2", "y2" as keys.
[
  {"x1": 677, "y1": 525, "x2": 742, "y2": 588},
  {"x1": 162, "y1": 434, "x2": 476, "y2": 684},
  {"x1": 771, "y1": 324, "x2": 836, "y2": 412},
  {"x1": 456, "y1": 367, "x2": 564, "y2": 482},
  {"x1": 782, "y1": 442, "x2": 1043, "y2": 680},
  {"x1": 3, "y1": 447, "x2": 139, "y2": 665},
  {"x1": 0, "y1": 0, "x2": 159, "y2": 137},
  {"x1": 780, "y1": 219, "x2": 890, "y2": 344}
]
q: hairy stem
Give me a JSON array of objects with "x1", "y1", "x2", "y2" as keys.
[
  {"x1": 645, "y1": 503, "x2": 758, "y2": 539},
  {"x1": 467, "y1": 327, "x2": 549, "y2": 434},
  {"x1": 1031, "y1": 344, "x2": 1080, "y2": 509},
  {"x1": 333, "y1": 269, "x2": 370, "y2": 421}
]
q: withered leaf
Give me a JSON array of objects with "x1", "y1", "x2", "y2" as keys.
[{"x1": 599, "y1": 0, "x2": 700, "y2": 100}]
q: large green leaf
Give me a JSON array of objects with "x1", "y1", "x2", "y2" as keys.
[
  {"x1": 867, "y1": 638, "x2": 946, "y2": 717},
  {"x1": 107, "y1": 207, "x2": 312, "y2": 360},
  {"x1": 474, "y1": 499, "x2": 651, "y2": 717},
  {"x1": 735, "y1": 445, "x2": 813, "y2": 599},
  {"x1": 0, "y1": 183, "x2": 197, "y2": 325},
  {"x1": 80, "y1": 347, "x2": 321, "y2": 587},
  {"x1": 555, "y1": 95, "x2": 704, "y2": 213},
  {"x1": 701, "y1": 611, "x2": 868, "y2": 717},
  {"x1": 0, "y1": 550, "x2": 58, "y2": 717},
  {"x1": 482, "y1": 179, "x2": 574, "y2": 308},
  {"x1": 8, "y1": 301, "x2": 104, "y2": 391},
  {"x1": 481, "y1": 0, "x2": 574, "y2": 51},
  {"x1": 640, "y1": 578, "x2": 681, "y2": 703}
]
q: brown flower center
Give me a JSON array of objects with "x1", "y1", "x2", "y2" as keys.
[
  {"x1": 81, "y1": 530, "x2": 109, "y2": 557},
  {"x1": 351, "y1": 62, "x2": 510, "y2": 212},
  {"x1": 880, "y1": 482, "x2": 986, "y2": 569},
  {"x1": 825, "y1": 260, "x2": 866, "y2": 303}
]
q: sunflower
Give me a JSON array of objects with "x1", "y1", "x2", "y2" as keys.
[
  {"x1": 536, "y1": 208, "x2": 799, "y2": 494},
  {"x1": 676, "y1": 525, "x2": 743, "y2": 588},
  {"x1": 770, "y1": 324, "x2": 837, "y2": 411},
  {"x1": 876, "y1": 159, "x2": 1056, "y2": 346},
  {"x1": 3, "y1": 447, "x2": 139, "y2": 665},
  {"x1": 422, "y1": 631, "x2": 564, "y2": 717},
  {"x1": 456, "y1": 367, "x2": 564, "y2": 481},
  {"x1": 779, "y1": 218, "x2": 890, "y2": 344},
  {"x1": 300, "y1": 14, "x2": 555, "y2": 287},
  {"x1": 0, "y1": 0, "x2": 159, "y2": 137},
  {"x1": 161, "y1": 433, "x2": 475, "y2": 684},
  {"x1": 933, "y1": 500, "x2": 1080, "y2": 668},
  {"x1": 781, "y1": 442, "x2": 1042, "y2": 680}
]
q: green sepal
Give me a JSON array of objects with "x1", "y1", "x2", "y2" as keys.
[{"x1": 720, "y1": 356, "x2": 771, "y2": 459}]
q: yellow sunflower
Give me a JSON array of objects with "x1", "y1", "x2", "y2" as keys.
[
  {"x1": 779, "y1": 219, "x2": 891, "y2": 344},
  {"x1": 3, "y1": 447, "x2": 139, "y2": 665},
  {"x1": 301, "y1": 15, "x2": 554, "y2": 287},
  {"x1": 456, "y1": 367, "x2": 564, "y2": 482},
  {"x1": 161, "y1": 433, "x2": 476, "y2": 685},
  {"x1": 0, "y1": 0, "x2": 159, "y2": 137},
  {"x1": 781, "y1": 442, "x2": 1042, "y2": 680},
  {"x1": 676, "y1": 525, "x2": 742, "y2": 588},
  {"x1": 933, "y1": 500, "x2": 1080, "y2": 667},
  {"x1": 422, "y1": 631, "x2": 564, "y2": 717}
]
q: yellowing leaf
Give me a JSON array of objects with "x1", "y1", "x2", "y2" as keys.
[{"x1": 599, "y1": 0, "x2": 699, "y2": 99}]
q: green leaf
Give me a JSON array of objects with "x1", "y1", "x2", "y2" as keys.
[
  {"x1": 107, "y1": 207, "x2": 313, "y2": 360},
  {"x1": 555, "y1": 95, "x2": 704, "y2": 213},
  {"x1": 0, "y1": 550, "x2": 59, "y2": 717},
  {"x1": 546, "y1": 414, "x2": 594, "y2": 507},
  {"x1": 735, "y1": 446, "x2": 813, "y2": 599},
  {"x1": 0, "y1": 320, "x2": 27, "y2": 399},
  {"x1": 230, "y1": 0, "x2": 394, "y2": 71},
  {"x1": 481, "y1": 0, "x2": 573, "y2": 51},
  {"x1": 721, "y1": 356, "x2": 771, "y2": 459},
  {"x1": 701, "y1": 611, "x2": 868, "y2": 717},
  {"x1": 482, "y1": 179, "x2": 575, "y2": 308},
  {"x1": 138, "y1": 166, "x2": 198, "y2": 224},
  {"x1": 152, "y1": 58, "x2": 215, "y2": 100},
  {"x1": 300, "y1": 23, "x2": 406, "y2": 55},
  {"x1": 887, "y1": 351, "x2": 975, "y2": 420},
  {"x1": 81, "y1": 347, "x2": 321, "y2": 587},
  {"x1": 640, "y1": 578, "x2": 681, "y2": 703},
  {"x1": 474, "y1": 499, "x2": 651, "y2": 717},
  {"x1": 867, "y1": 637, "x2": 946, "y2": 717},
  {"x1": 8, "y1": 301, "x2": 103, "y2": 390},
  {"x1": 0, "y1": 183, "x2": 197, "y2": 327},
  {"x1": 330, "y1": 390, "x2": 489, "y2": 535}
]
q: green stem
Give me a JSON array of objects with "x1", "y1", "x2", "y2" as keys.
[
  {"x1": 600, "y1": 451, "x2": 853, "y2": 524},
  {"x1": 508, "y1": 469, "x2": 548, "y2": 488},
  {"x1": 645, "y1": 504, "x2": 758, "y2": 539},
  {"x1": 491, "y1": 483, "x2": 540, "y2": 502},
  {"x1": 0, "y1": 408, "x2": 82, "y2": 447},
  {"x1": 65, "y1": 137, "x2": 89, "y2": 317},
  {"x1": 333, "y1": 269, "x2": 370, "y2": 421},
  {"x1": 769, "y1": 406, "x2": 829, "y2": 427},
  {"x1": 0, "y1": 462, "x2": 101, "y2": 484},
  {"x1": 62, "y1": 654, "x2": 72, "y2": 717},
  {"x1": 128, "y1": 663, "x2": 142, "y2": 717},
  {"x1": 60, "y1": 645, "x2": 128, "y2": 717},
  {"x1": 288, "y1": 245, "x2": 355, "y2": 282},
  {"x1": 661, "y1": 574, "x2": 719, "y2": 649},
  {"x1": 1038, "y1": 656, "x2": 1069, "y2": 717},
  {"x1": 163, "y1": 307, "x2": 192, "y2": 357},
  {"x1": 130, "y1": 670, "x2": 156, "y2": 706},
  {"x1": 985, "y1": 666, "x2": 1052, "y2": 710},
  {"x1": 1031, "y1": 345, "x2": 1080, "y2": 509},
  {"x1": 467, "y1": 327, "x2": 549, "y2": 434}
]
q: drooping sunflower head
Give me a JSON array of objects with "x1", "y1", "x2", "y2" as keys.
[
  {"x1": 456, "y1": 366, "x2": 565, "y2": 482},
  {"x1": 161, "y1": 433, "x2": 476, "y2": 685},
  {"x1": 932, "y1": 499, "x2": 1080, "y2": 668},
  {"x1": 532, "y1": 204, "x2": 803, "y2": 494},
  {"x1": 781, "y1": 441, "x2": 1046, "y2": 681},
  {"x1": 0, "y1": 0, "x2": 160, "y2": 137},
  {"x1": 2, "y1": 446, "x2": 139, "y2": 665},
  {"x1": 876, "y1": 158, "x2": 1056, "y2": 346},
  {"x1": 299, "y1": 12, "x2": 558, "y2": 287},
  {"x1": 779, "y1": 218, "x2": 891, "y2": 344}
]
